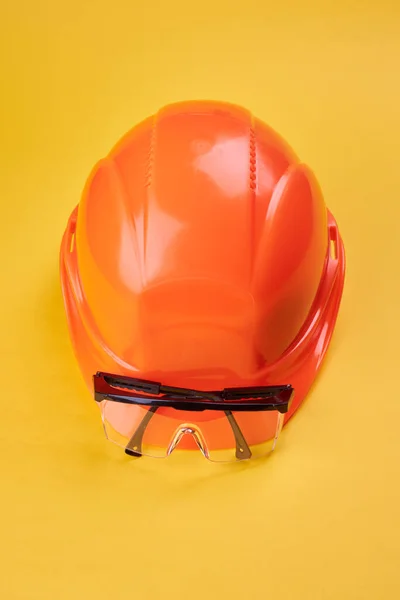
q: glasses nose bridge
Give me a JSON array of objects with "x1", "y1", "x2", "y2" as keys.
[{"x1": 167, "y1": 425, "x2": 209, "y2": 458}]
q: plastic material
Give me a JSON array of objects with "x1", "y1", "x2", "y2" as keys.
[
  {"x1": 60, "y1": 100, "x2": 345, "y2": 458},
  {"x1": 94, "y1": 371, "x2": 294, "y2": 461}
]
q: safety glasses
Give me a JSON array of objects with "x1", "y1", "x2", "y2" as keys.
[{"x1": 94, "y1": 372, "x2": 294, "y2": 462}]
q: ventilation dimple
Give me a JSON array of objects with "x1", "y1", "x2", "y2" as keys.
[{"x1": 249, "y1": 119, "x2": 257, "y2": 280}]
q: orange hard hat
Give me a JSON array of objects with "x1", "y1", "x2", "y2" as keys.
[{"x1": 60, "y1": 100, "x2": 345, "y2": 461}]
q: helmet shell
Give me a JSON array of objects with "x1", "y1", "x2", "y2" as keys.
[{"x1": 60, "y1": 101, "x2": 345, "y2": 423}]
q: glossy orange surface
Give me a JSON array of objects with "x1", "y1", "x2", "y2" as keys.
[{"x1": 60, "y1": 100, "x2": 345, "y2": 449}]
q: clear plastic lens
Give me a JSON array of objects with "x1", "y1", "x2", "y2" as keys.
[
  {"x1": 205, "y1": 410, "x2": 284, "y2": 462},
  {"x1": 101, "y1": 400, "x2": 284, "y2": 462},
  {"x1": 101, "y1": 402, "x2": 169, "y2": 458}
]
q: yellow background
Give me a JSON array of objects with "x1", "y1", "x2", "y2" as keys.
[{"x1": 1, "y1": 1, "x2": 400, "y2": 598}]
